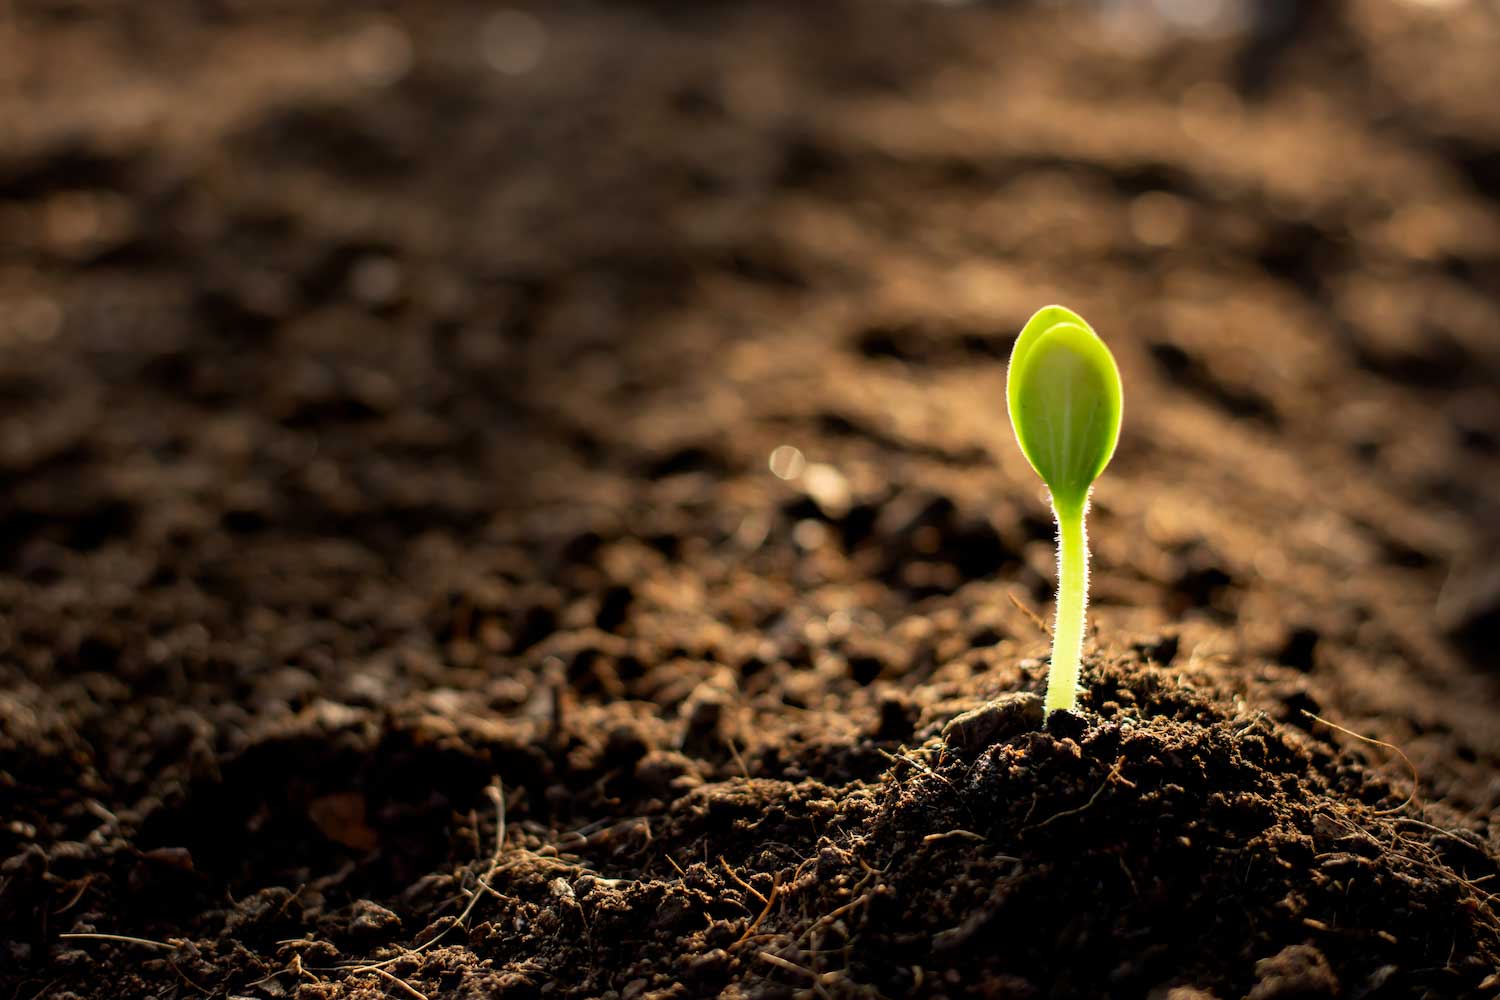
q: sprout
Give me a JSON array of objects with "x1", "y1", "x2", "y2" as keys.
[{"x1": 1007, "y1": 305, "x2": 1123, "y2": 715}]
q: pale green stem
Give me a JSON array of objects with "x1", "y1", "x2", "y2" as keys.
[{"x1": 1046, "y1": 495, "x2": 1089, "y2": 715}]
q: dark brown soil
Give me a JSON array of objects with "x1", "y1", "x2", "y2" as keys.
[{"x1": 4, "y1": 2, "x2": 1500, "y2": 998}]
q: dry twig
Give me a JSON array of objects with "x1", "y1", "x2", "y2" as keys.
[
  {"x1": 1034, "y1": 756, "x2": 1132, "y2": 830},
  {"x1": 1301, "y1": 710, "x2": 1418, "y2": 815},
  {"x1": 58, "y1": 933, "x2": 174, "y2": 951}
]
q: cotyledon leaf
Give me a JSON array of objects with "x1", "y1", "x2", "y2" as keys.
[
  {"x1": 1006, "y1": 311, "x2": 1122, "y2": 512},
  {"x1": 1005, "y1": 304, "x2": 1096, "y2": 434}
]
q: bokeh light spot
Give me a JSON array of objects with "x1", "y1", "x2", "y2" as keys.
[
  {"x1": 769, "y1": 444, "x2": 806, "y2": 480},
  {"x1": 482, "y1": 10, "x2": 547, "y2": 76}
]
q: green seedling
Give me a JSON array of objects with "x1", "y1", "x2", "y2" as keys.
[{"x1": 1007, "y1": 305, "x2": 1123, "y2": 715}]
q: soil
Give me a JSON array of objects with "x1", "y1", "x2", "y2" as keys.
[{"x1": 4, "y1": 1, "x2": 1500, "y2": 998}]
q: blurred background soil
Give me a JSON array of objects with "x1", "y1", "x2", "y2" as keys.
[{"x1": 2, "y1": 1, "x2": 1500, "y2": 998}]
